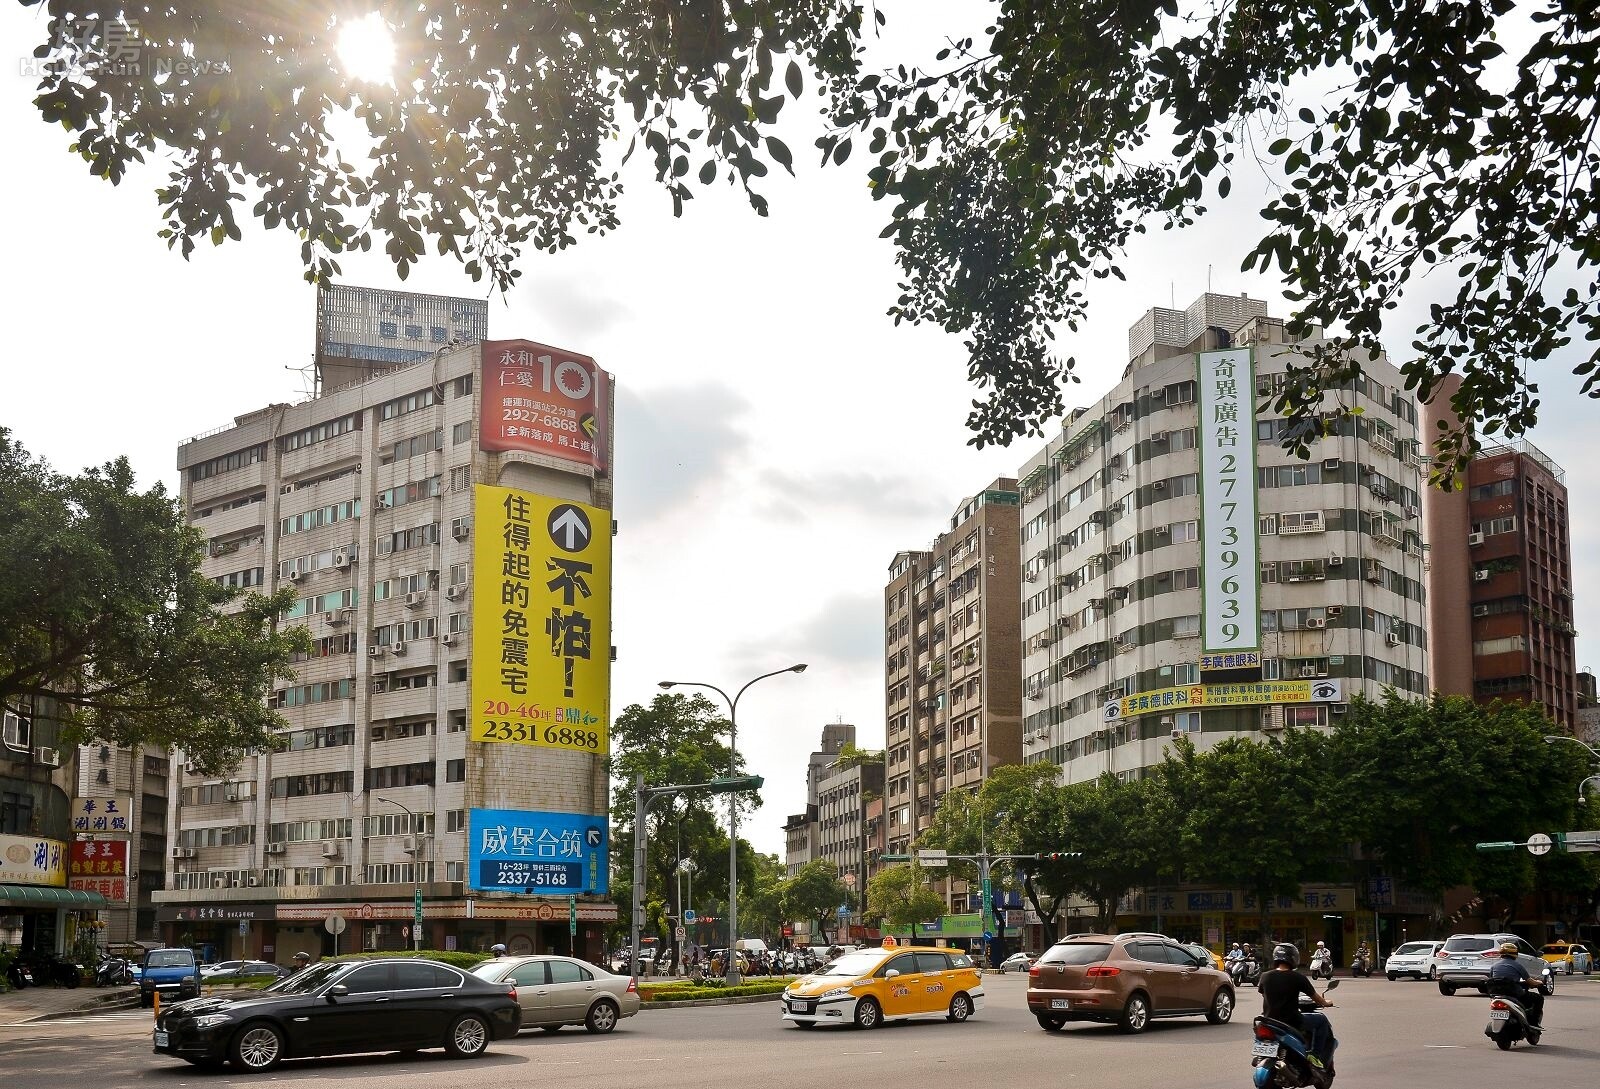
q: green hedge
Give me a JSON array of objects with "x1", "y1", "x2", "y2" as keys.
[
  {"x1": 643, "y1": 979, "x2": 791, "y2": 1002},
  {"x1": 329, "y1": 950, "x2": 491, "y2": 970}
]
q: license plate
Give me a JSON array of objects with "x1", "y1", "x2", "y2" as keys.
[
  {"x1": 1489, "y1": 1011, "x2": 1510, "y2": 1022},
  {"x1": 1251, "y1": 1040, "x2": 1279, "y2": 1058},
  {"x1": 153, "y1": 1031, "x2": 169, "y2": 1048},
  {"x1": 1050, "y1": 999, "x2": 1070, "y2": 1010}
]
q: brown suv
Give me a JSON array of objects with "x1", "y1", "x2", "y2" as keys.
[{"x1": 1026, "y1": 932, "x2": 1235, "y2": 1034}]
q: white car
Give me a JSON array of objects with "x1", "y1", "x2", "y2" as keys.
[
  {"x1": 999, "y1": 952, "x2": 1036, "y2": 973},
  {"x1": 1384, "y1": 941, "x2": 1443, "y2": 980}
]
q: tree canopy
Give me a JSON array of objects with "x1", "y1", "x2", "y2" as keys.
[
  {"x1": 0, "y1": 429, "x2": 307, "y2": 771},
  {"x1": 23, "y1": 2, "x2": 1598, "y2": 462}
]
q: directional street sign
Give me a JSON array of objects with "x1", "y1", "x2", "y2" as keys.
[
  {"x1": 916, "y1": 849, "x2": 949, "y2": 865},
  {"x1": 1527, "y1": 833, "x2": 1554, "y2": 856}
]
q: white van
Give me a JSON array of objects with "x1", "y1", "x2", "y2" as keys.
[{"x1": 734, "y1": 938, "x2": 769, "y2": 954}]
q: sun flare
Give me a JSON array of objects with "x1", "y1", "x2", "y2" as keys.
[{"x1": 335, "y1": 12, "x2": 396, "y2": 85}]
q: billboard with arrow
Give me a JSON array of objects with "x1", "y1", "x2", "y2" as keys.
[
  {"x1": 478, "y1": 338, "x2": 610, "y2": 472},
  {"x1": 470, "y1": 485, "x2": 612, "y2": 755}
]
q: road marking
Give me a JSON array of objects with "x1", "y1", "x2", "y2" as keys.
[
  {"x1": 1423, "y1": 1044, "x2": 1464, "y2": 1048},
  {"x1": 615, "y1": 1057, "x2": 665, "y2": 1062}
]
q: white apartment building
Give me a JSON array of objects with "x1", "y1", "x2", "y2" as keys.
[{"x1": 1017, "y1": 295, "x2": 1430, "y2": 780}]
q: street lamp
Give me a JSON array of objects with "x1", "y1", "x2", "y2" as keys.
[
  {"x1": 658, "y1": 663, "x2": 807, "y2": 983},
  {"x1": 1543, "y1": 735, "x2": 1600, "y2": 803},
  {"x1": 375, "y1": 795, "x2": 423, "y2": 952}
]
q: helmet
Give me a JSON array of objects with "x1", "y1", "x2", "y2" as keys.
[
  {"x1": 1315, "y1": 941, "x2": 1326, "y2": 948},
  {"x1": 292, "y1": 951, "x2": 310, "y2": 962},
  {"x1": 1499, "y1": 942, "x2": 1519, "y2": 957},
  {"x1": 1272, "y1": 943, "x2": 1300, "y2": 968},
  {"x1": 491, "y1": 943, "x2": 507, "y2": 954}
]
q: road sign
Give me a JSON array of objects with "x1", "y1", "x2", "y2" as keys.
[
  {"x1": 1527, "y1": 833, "x2": 1555, "y2": 856},
  {"x1": 324, "y1": 914, "x2": 347, "y2": 935},
  {"x1": 570, "y1": 895, "x2": 578, "y2": 938},
  {"x1": 238, "y1": 920, "x2": 248, "y2": 938},
  {"x1": 837, "y1": 904, "x2": 850, "y2": 917},
  {"x1": 674, "y1": 926, "x2": 686, "y2": 942},
  {"x1": 916, "y1": 849, "x2": 949, "y2": 865},
  {"x1": 842, "y1": 873, "x2": 856, "y2": 888},
  {"x1": 683, "y1": 908, "x2": 696, "y2": 924},
  {"x1": 414, "y1": 888, "x2": 424, "y2": 924}
]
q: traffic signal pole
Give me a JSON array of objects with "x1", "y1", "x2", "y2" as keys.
[{"x1": 880, "y1": 850, "x2": 1081, "y2": 959}]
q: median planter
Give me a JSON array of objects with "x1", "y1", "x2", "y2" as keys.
[{"x1": 642, "y1": 980, "x2": 791, "y2": 1002}]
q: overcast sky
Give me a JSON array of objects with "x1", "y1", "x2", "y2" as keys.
[{"x1": 5, "y1": 5, "x2": 1597, "y2": 860}]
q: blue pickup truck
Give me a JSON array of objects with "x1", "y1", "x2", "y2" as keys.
[{"x1": 139, "y1": 948, "x2": 201, "y2": 1007}]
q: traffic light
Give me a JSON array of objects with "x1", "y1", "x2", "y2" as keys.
[
  {"x1": 1043, "y1": 852, "x2": 1082, "y2": 861},
  {"x1": 706, "y1": 774, "x2": 764, "y2": 793}
]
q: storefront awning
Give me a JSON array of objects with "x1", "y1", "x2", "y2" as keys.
[{"x1": 0, "y1": 884, "x2": 107, "y2": 908}]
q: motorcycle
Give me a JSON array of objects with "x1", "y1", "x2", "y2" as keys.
[
  {"x1": 5, "y1": 960, "x2": 34, "y2": 989},
  {"x1": 1349, "y1": 952, "x2": 1372, "y2": 978},
  {"x1": 1250, "y1": 978, "x2": 1339, "y2": 1089},
  {"x1": 20, "y1": 951, "x2": 81, "y2": 988},
  {"x1": 1483, "y1": 974, "x2": 1549, "y2": 1050},
  {"x1": 94, "y1": 954, "x2": 134, "y2": 988},
  {"x1": 1309, "y1": 950, "x2": 1334, "y2": 980},
  {"x1": 1231, "y1": 954, "x2": 1262, "y2": 987}
]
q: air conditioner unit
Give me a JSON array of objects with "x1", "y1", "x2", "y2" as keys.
[
  {"x1": 1386, "y1": 632, "x2": 1402, "y2": 646},
  {"x1": 368, "y1": 645, "x2": 386, "y2": 658},
  {"x1": 451, "y1": 518, "x2": 471, "y2": 541},
  {"x1": 263, "y1": 843, "x2": 286, "y2": 856},
  {"x1": 405, "y1": 591, "x2": 428, "y2": 609},
  {"x1": 320, "y1": 840, "x2": 341, "y2": 858},
  {"x1": 1404, "y1": 506, "x2": 1419, "y2": 519},
  {"x1": 34, "y1": 746, "x2": 60, "y2": 768},
  {"x1": 1472, "y1": 604, "x2": 1491, "y2": 617},
  {"x1": 212, "y1": 875, "x2": 230, "y2": 889},
  {"x1": 223, "y1": 786, "x2": 240, "y2": 802},
  {"x1": 1305, "y1": 617, "x2": 1327, "y2": 629},
  {"x1": 1090, "y1": 511, "x2": 1105, "y2": 525},
  {"x1": 1154, "y1": 480, "x2": 1167, "y2": 490},
  {"x1": 1371, "y1": 485, "x2": 1389, "y2": 500},
  {"x1": 1117, "y1": 472, "x2": 1129, "y2": 482},
  {"x1": 1473, "y1": 569, "x2": 1490, "y2": 582},
  {"x1": 1160, "y1": 716, "x2": 1174, "y2": 726},
  {"x1": 1326, "y1": 605, "x2": 1344, "y2": 618},
  {"x1": 246, "y1": 875, "x2": 261, "y2": 887},
  {"x1": 1057, "y1": 535, "x2": 1072, "y2": 547},
  {"x1": 171, "y1": 846, "x2": 197, "y2": 860},
  {"x1": 1025, "y1": 571, "x2": 1039, "y2": 583},
  {"x1": 288, "y1": 568, "x2": 306, "y2": 582},
  {"x1": 1468, "y1": 531, "x2": 1485, "y2": 546},
  {"x1": 333, "y1": 548, "x2": 353, "y2": 568},
  {"x1": 392, "y1": 640, "x2": 408, "y2": 657},
  {"x1": 1151, "y1": 431, "x2": 1168, "y2": 442},
  {"x1": 445, "y1": 583, "x2": 467, "y2": 600},
  {"x1": 1331, "y1": 704, "x2": 1348, "y2": 715},
  {"x1": 322, "y1": 611, "x2": 342, "y2": 626},
  {"x1": 1298, "y1": 666, "x2": 1320, "y2": 679},
  {"x1": 1328, "y1": 555, "x2": 1343, "y2": 567},
  {"x1": 441, "y1": 633, "x2": 459, "y2": 647},
  {"x1": 1155, "y1": 524, "x2": 1170, "y2": 534},
  {"x1": 1366, "y1": 566, "x2": 1383, "y2": 583}
]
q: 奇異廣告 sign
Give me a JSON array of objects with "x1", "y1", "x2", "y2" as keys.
[{"x1": 1197, "y1": 348, "x2": 1259, "y2": 655}]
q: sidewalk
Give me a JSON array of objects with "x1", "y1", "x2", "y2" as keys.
[{"x1": 0, "y1": 984, "x2": 140, "y2": 1023}]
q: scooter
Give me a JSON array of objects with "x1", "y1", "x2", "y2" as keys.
[
  {"x1": 1349, "y1": 952, "x2": 1372, "y2": 978},
  {"x1": 94, "y1": 954, "x2": 133, "y2": 987},
  {"x1": 1483, "y1": 970, "x2": 1551, "y2": 1050},
  {"x1": 5, "y1": 960, "x2": 35, "y2": 989},
  {"x1": 1250, "y1": 979, "x2": 1339, "y2": 1089},
  {"x1": 1309, "y1": 949, "x2": 1334, "y2": 980},
  {"x1": 1232, "y1": 954, "x2": 1262, "y2": 987}
]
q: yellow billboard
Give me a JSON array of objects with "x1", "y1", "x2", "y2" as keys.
[
  {"x1": 1102, "y1": 679, "x2": 1343, "y2": 721},
  {"x1": 471, "y1": 485, "x2": 610, "y2": 754},
  {"x1": 0, "y1": 833, "x2": 68, "y2": 887}
]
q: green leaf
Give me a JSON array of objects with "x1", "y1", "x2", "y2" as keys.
[
  {"x1": 766, "y1": 136, "x2": 794, "y2": 175},
  {"x1": 785, "y1": 60, "x2": 803, "y2": 99}
]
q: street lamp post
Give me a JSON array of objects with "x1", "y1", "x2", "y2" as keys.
[
  {"x1": 1544, "y1": 735, "x2": 1600, "y2": 802},
  {"x1": 659, "y1": 663, "x2": 807, "y2": 984},
  {"x1": 376, "y1": 795, "x2": 423, "y2": 952}
]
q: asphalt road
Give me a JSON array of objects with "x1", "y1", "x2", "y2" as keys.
[{"x1": 3, "y1": 974, "x2": 1597, "y2": 1088}]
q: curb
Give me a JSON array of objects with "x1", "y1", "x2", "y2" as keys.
[
  {"x1": 23, "y1": 990, "x2": 141, "y2": 1023},
  {"x1": 642, "y1": 992, "x2": 785, "y2": 1010}
]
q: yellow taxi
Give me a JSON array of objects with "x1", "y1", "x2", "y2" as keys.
[
  {"x1": 1540, "y1": 942, "x2": 1592, "y2": 975},
  {"x1": 780, "y1": 943, "x2": 985, "y2": 1029}
]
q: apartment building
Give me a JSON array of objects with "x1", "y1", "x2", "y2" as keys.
[
  {"x1": 154, "y1": 312, "x2": 616, "y2": 963},
  {"x1": 883, "y1": 481, "x2": 1024, "y2": 889},
  {"x1": 71, "y1": 743, "x2": 169, "y2": 943},
  {"x1": 781, "y1": 723, "x2": 855, "y2": 878},
  {"x1": 1017, "y1": 294, "x2": 1429, "y2": 781},
  {"x1": 1422, "y1": 379, "x2": 1576, "y2": 727},
  {"x1": 813, "y1": 755, "x2": 885, "y2": 911}
]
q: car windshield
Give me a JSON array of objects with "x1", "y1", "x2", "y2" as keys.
[
  {"x1": 267, "y1": 962, "x2": 346, "y2": 994},
  {"x1": 817, "y1": 952, "x2": 887, "y2": 977},
  {"x1": 1393, "y1": 943, "x2": 1434, "y2": 955},
  {"x1": 1540, "y1": 945, "x2": 1570, "y2": 955},
  {"x1": 1038, "y1": 942, "x2": 1110, "y2": 966},
  {"x1": 1443, "y1": 937, "x2": 1496, "y2": 953},
  {"x1": 144, "y1": 950, "x2": 194, "y2": 968}
]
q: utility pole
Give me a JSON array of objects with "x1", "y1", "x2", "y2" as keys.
[{"x1": 882, "y1": 849, "x2": 1080, "y2": 955}]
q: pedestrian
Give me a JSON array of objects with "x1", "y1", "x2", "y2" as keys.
[
  {"x1": 490, "y1": 943, "x2": 507, "y2": 958},
  {"x1": 291, "y1": 951, "x2": 312, "y2": 972}
]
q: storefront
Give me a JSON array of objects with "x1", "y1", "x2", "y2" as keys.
[{"x1": 1, "y1": 832, "x2": 107, "y2": 955}]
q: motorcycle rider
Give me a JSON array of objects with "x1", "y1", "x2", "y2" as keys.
[
  {"x1": 1485, "y1": 941, "x2": 1544, "y2": 1028},
  {"x1": 1226, "y1": 942, "x2": 1244, "y2": 964},
  {"x1": 1260, "y1": 942, "x2": 1338, "y2": 1077},
  {"x1": 1310, "y1": 940, "x2": 1332, "y2": 975},
  {"x1": 1351, "y1": 939, "x2": 1371, "y2": 973}
]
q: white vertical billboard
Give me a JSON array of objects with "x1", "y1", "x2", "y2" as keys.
[{"x1": 1197, "y1": 349, "x2": 1260, "y2": 655}]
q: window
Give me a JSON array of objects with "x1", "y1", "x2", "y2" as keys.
[
  {"x1": 280, "y1": 415, "x2": 359, "y2": 453},
  {"x1": 1172, "y1": 664, "x2": 1199, "y2": 685},
  {"x1": 1279, "y1": 510, "x2": 1326, "y2": 535},
  {"x1": 449, "y1": 466, "x2": 472, "y2": 492},
  {"x1": 282, "y1": 724, "x2": 355, "y2": 751},
  {"x1": 3, "y1": 709, "x2": 33, "y2": 751},
  {"x1": 1173, "y1": 711, "x2": 1201, "y2": 733},
  {"x1": 279, "y1": 500, "x2": 360, "y2": 537},
  {"x1": 1, "y1": 790, "x2": 36, "y2": 835},
  {"x1": 377, "y1": 522, "x2": 440, "y2": 557},
  {"x1": 376, "y1": 476, "x2": 441, "y2": 511},
  {"x1": 453, "y1": 374, "x2": 474, "y2": 397},
  {"x1": 1285, "y1": 705, "x2": 1330, "y2": 728},
  {"x1": 1170, "y1": 614, "x2": 1200, "y2": 637},
  {"x1": 548, "y1": 960, "x2": 590, "y2": 984},
  {"x1": 365, "y1": 762, "x2": 436, "y2": 790},
  {"x1": 448, "y1": 711, "x2": 467, "y2": 733},
  {"x1": 343, "y1": 964, "x2": 393, "y2": 993},
  {"x1": 273, "y1": 678, "x2": 355, "y2": 707},
  {"x1": 508, "y1": 962, "x2": 547, "y2": 986},
  {"x1": 446, "y1": 810, "x2": 466, "y2": 832},
  {"x1": 378, "y1": 387, "x2": 438, "y2": 421},
  {"x1": 446, "y1": 759, "x2": 466, "y2": 782},
  {"x1": 1469, "y1": 479, "x2": 1515, "y2": 501},
  {"x1": 1260, "y1": 561, "x2": 1278, "y2": 584},
  {"x1": 1162, "y1": 379, "x2": 1197, "y2": 405},
  {"x1": 270, "y1": 771, "x2": 355, "y2": 799},
  {"x1": 389, "y1": 431, "x2": 442, "y2": 462},
  {"x1": 1170, "y1": 520, "x2": 1199, "y2": 544},
  {"x1": 1472, "y1": 515, "x2": 1518, "y2": 537},
  {"x1": 188, "y1": 443, "x2": 267, "y2": 482},
  {"x1": 1259, "y1": 514, "x2": 1278, "y2": 535}
]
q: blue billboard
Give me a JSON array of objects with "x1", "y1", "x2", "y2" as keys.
[{"x1": 467, "y1": 808, "x2": 608, "y2": 895}]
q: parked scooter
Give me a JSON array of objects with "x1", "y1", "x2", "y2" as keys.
[
  {"x1": 94, "y1": 954, "x2": 134, "y2": 988},
  {"x1": 1308, "y1": 947, "x2": 1334, "y2": 981},
  {"x1": 1483, "y1": 968, "x2": 1552, "y2": 1050},
  {"x1": 19, "y1": 951, "x2": 81, "y2": 988},
  {"x1": 1249, "y1": 978, "x2": 1339, "y2": 1088},
  {"x1": 5, "y1": 959, "x2": 35, "y2": 989}
]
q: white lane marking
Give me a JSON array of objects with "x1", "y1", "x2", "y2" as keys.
[
  {"x1": 615, "y1": 1057, "x2": 666, "y2": 1062},
  {"x1": 1424, "y1": 1044, "x2": 1465, "y2": 1048}
]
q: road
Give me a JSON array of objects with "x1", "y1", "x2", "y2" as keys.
[{"x1": 2, "y1": 975, "x2": 1597, "y2": 1088}]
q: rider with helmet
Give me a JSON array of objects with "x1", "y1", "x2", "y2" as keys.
[
  {"x1": 1485, "y1": 941, "x2": 1543, "y2": 1027},
  {"x1": 1260, "y1": 942, "x2": 1337, "y2": 1076},
  {"x1": 490, "y1": 943, "x2": 508, "y2": 958}
]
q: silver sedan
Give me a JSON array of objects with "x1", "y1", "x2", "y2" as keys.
[{"x1": 469, "y1": 955, "x2": 641, "y2": 1033}]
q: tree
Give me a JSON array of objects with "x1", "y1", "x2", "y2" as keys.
[
  {"x1": 22, "y1": 5, "x2": 1596, "y2": 460},
  {"x1": 783, "y1": 859, "x2": 856, "y2": 945},
  {"x1": 865, "y1": 863, "x2": 945, "y2": 932},
  {"x1": 1053, "y1": 774, "x2": 1177, "y2": 931},
  {"x1": 0, "y1": 429, "x2": 308, "y2": 771}
]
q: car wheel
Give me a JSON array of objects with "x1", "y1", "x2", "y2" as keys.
[
  {"x1": 853, "y1": 997, "x2": 882, "y2": 1030},
  {"x1": 947, "y1": 992, "x2": 972, "y2": 1023},
  {"x1": 1387, "y1": 973, "x2": 1397, "y2": 981},
  {"x1": 585, "y1": 999, "x2": 620, "y2": 1034},
  {"x1": 1439, "y1": 982, "x2": 1456, "y2": 996},
  {"x1": 1566, "y1": 964, "x2": 1574, "y2": 976},
  {"x1": 1206, "y1": 988, "x2": 1234, "y2": 1024},
  {"x1": 230, "y1": 1022, "x2": 285, "y2": 1072},
  {"x1": 1035, "y1": 1013, "x2": 1066, "y2": 1032},
  {"x1": 445, "y1": 1014, "x2": 490, "y2": 1058},
  {"x1": 1117, "y1": 992, "x2": 1151, "y2": 1034},
  {"x1": 541, "y1": 1025, "x2": 562, "y2": 1033}
]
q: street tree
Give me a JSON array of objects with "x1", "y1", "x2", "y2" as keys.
[
  {"x1": 783, "y1": 859, "x2": 856, "y2": 945},
  {"x1": 21, "y1": 4, "x2": 1597, "y2": 459},
  {"x1": 865, "y1": 863, "x2": 945, "y2": 932},
  {"x1": 0, "y1": 430, "x2": 308, "y2": 772},
  {"x1": 1053, "y1": 774, "x2": 1177, "y2": 931}
]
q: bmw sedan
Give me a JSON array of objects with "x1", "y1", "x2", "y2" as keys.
[
  {"x1": 152, "y1": 958, "x2": 521, "y2": 1072},
  {"x1": 470, "y1": 955, "x2": 640, "y2": 1033}
]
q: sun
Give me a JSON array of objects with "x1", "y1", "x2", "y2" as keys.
[{"x1": 335, "y1": 12, "x2": 396, "y2": 85}]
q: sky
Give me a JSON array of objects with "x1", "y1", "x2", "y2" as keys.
[{"x1": 4, "y1": 5, "x2": 1598, "y2": 860}]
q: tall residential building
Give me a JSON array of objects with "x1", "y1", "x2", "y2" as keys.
[
  {"x1": 1017, "y1": 294, "x2": 1429, "y2": 780},
  {"x1": 155, "y1": 314, "x2": 616, "y2": 963},
  {"x1": 1421, "y1": 381, "x2": 1576, "y2": 727},
  {"x1": 883, "y1": 481, "x2": 1023, "y2": 871},
  {"x1": 1576, "y1": 671, "x2": 1599, "y2": 746},
  {"x1": 814, "y1": 755, "x2": 885, "y2": 905}
]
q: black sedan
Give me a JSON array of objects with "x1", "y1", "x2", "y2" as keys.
[{"x1": 152, "y1": 958, "x2": 521, "y2": 1072}]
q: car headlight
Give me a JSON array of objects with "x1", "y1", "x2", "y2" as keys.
[{"x1": 192, "y1": 1013, "x2": 233, "y2": 1029}]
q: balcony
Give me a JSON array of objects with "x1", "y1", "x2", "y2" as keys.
[
  {"x1": 281, "y1": 429, "x2": 363, "y2": 480},
  {"x1": 193, "y1": 499, "x2": 268, "y2": 540},
  {"x1": 188, "y1": 460, "x2": 268, "y2": 507}
]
